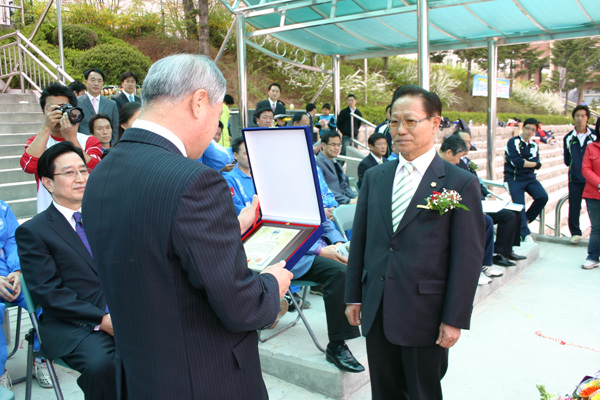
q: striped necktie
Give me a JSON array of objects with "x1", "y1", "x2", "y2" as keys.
[
  {"x1": 391, "y1": 162, "x2": 414, "y2": 232},
  {"x1": 129, "y1": 94, "x2": 134, "y2": 102}
]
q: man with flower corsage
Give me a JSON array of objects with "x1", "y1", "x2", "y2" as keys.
[{"x1": 345, "y1": 85, "x2": 485, "y2": 399}]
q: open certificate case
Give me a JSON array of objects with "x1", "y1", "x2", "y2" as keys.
[{"x1": 241, "y1": 126, "x2": 325, "y2": 272}]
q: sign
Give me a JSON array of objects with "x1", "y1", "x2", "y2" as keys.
[{"x1": 472, "y1": 74, "x2": 510, "y2": 99}]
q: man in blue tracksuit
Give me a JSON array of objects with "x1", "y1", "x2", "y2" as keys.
[
  {"x1": 504, "y1": 118, "x2": 548, "y2": 241},
  {"x1": 563, "y1": 105, "x2": 596, "y2": 243},
  {"x1": 223, "y1": 137, "x2": 255, "y2": 214}
]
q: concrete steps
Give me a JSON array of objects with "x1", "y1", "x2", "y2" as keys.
[{"x1": 0, "y1": 93, "x2": 40, "y2": 219}]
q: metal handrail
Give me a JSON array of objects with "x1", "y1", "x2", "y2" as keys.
[
  {"x1": 0, "y1": 30, "x2": 73, "y2": 93},
  {"x1": 0, "y1": 0, "x2": 24, "y2": 26},
  {"x1": 553, "y1": 193, "x2": 569, "y2": 237}
]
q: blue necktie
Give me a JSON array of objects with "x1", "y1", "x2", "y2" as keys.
[
  {"x1": 73, "y1": 212, "x2": 93, "y2": 258},
  {"x1": 129, "y1": 94, "x2": 134, "y2": 102}
]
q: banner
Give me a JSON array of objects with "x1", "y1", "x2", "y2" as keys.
[{"x1": 472, "y1": 74, "x2": 510, "y2": 99}]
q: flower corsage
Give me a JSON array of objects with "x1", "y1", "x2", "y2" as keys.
[
  {"x1": 416, "y1": 188, "x2": 470, "y2": 215},
  {"x1": 469, "y1": 160, "x2": 478, "y2": 171}
]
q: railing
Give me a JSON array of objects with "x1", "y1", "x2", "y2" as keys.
[
  {"x1": 0, "y1": 30, "x2": 73, "y2": 94},
  {"x1": 0, "y1": 0, "x2": 24, "y2": 27}
]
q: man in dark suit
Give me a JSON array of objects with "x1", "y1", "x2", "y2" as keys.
[
  {"x1": 77, "y1": 68, "x2": 119, "y2": 142},
  {"x1": 357, "y1": 132, "x2": 388, "y2": 188},
  {"x1": 111, "y1": 71, "x2": 141, "y2": 111},
  {"x1": 82, "y1": 54, "x2": 292, "y2": 399},
  {"x1": 337, "y1": 94, "x2": 362, "y2": 156},
  {"x1": 345, "y1": 85, "x2": 485, "y2": 399},
  {"x1": 315, "y1": 131, "x2": 358, "y2": 205},
  {"x1": 15, "y1": 141, "x2": 117, "y2": 400},
  {"x1": 256, "y1": 82, "x2": 286, "y2": 126}
]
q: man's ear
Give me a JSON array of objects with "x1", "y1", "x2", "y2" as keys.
[
  {"x1": 41, "y1": 176, "x2": 53, "y2": 194},
  {"x1": 190, "y1": 89, "x2": 209, "y2": 119}
]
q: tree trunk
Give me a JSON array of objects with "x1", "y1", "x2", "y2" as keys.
[
  {"x1": 466, "y1": 59, "x2": 472, "y2": 94},
  {"x1": 198, "y1": 0, "x2": 209, "y2": 55},
  {"x1": 182, "y1": 0, "x2": 198, "y2": 40},
  {"x1": 382, "y1": 57, "x2": 389, "y2": 78}
]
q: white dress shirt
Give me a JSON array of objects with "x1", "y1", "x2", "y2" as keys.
[{"x1": 131, "y1": 120, "x2": 187, "y2": 157}]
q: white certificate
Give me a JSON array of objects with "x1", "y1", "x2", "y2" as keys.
[{"x1": 244, "y1": 226, "x2": 301, "y2": 271}]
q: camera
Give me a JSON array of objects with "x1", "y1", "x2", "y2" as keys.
[{"x1": 54, "y1": 104, "x2": 84, "y2": 124}]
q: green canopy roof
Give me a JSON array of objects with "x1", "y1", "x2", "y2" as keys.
[{"x1": 221, "y1": 0, "x2": 600, "y2": 59}]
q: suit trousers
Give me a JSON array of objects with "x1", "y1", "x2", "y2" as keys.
[
  {"x1": 295, "y1": 256, "x2": 360, "y2": 342},
  {"x1": 488, "y1": 209, "x2": 520, "y2": 255},
  {"x1": 568, "y1": 181, "x2": 586, "y2": 236},
  {"x1": 366, "y1": 307, "x2": 448, "y2": 400},
  {"x1": 483, "y1": 215, "x2": 494, "y2": 266},
  {"x1": 507, "y1": 179, "x2": 548, "y2": 237},
  {"x1": 60, "y1": 331, "x2": 117, "y2": 400}
]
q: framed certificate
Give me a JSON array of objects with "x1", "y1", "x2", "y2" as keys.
[{"x1": 241, "y1": 126, "x2": 325, "y2": 271}]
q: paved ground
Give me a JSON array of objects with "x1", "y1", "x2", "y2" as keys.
[{"x1": 4, "y1": 240, "x2": 599, "y2": 399}]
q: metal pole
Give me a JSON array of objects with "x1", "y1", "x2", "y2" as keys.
[
  {"x1": 486, "y1": 38, "x2": 497, "y2": 181},
  {"x1": 16, "y1": 34, "x2": 25, "y2": 93},
  {"x1": 363, "y1": 58, "x2": 367, "y2": 105},
  {"x1": 56, "y1": 0, "x2": 64, "y2": 83},
  {"x1": 332, "y1": 55, "x2": 340, "y2": 121},
  {"x1": 417, "y1": 0, "x2": 429, "y2": 90},
  {"x1": 215, "y1": 15, "x2": 237, "y2": 65},
  {"x1": 236, "y1": 13, "x2": 247, "y2": 129}
]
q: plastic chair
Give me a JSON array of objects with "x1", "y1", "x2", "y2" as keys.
[
  {"x1": 332, "y1": 205, "x2": 356, "y2": 239},
  {"x1": 19, "y1": 278, "x2": 64, "y2": 400},
  {"x1": 258, "y1": 280, "x2": 326, "y2": 353}
]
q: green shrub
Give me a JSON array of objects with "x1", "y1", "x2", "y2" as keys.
[
  {"x1": 72, "y1": 44, "x2": 152, "y2": 85},
  {"x1": 360, "y1": 105, "x2": 388, "y2": 126},
  {"x1": 53, "y1": 24, "x2": 99, "y2": 50}
]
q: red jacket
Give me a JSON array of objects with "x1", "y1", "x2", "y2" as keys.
[{"x1": 581, "y1": 141, "x2": 600, "y2": 200}]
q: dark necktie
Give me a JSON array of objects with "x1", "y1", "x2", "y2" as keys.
[{"x1": 73, "y1": 212, "x2": 93, "y2": 258}]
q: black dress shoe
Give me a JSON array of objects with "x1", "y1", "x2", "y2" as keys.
[
  {"x1": 492, "y1": 254, "x2": 516, "y2": 267},
  {"x1": 285, "y1": 294, "x2": 311, "y2": 312},
  {"x1": 503, "y1": 252, "x2": 527, "y2": 261},
  {"x1": 326, "y1": 343, "x2": 365, "y2": 373}
]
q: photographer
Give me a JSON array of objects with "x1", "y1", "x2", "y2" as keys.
[{"x1": 20, "y1": 82, "x2": 103, "y2": 213}]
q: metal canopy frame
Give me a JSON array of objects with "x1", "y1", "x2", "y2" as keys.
[{"x1": 223, "y1": 0, "x2": 600, "y2": 178}]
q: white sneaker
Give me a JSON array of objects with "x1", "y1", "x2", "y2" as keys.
[
  {"x1": 0, "y1": 370, "x2": 12, "y2": 390},
  {"x1": 523, "y1": 235, "x2": 535, "y2": 244},
  {"x1": 582, "y1": 259, "x2": 599, "y2": 270},
  {"x1": 483, "y1": 265, "x2": 504, "y2": 277},
  {"x1": 478, "y1": 272, "x2": 492, "y2": 285},
  {"x1": 570, "y1": 235, "x2": 582, "y2": 244},
  {"x1": 33, "y1": 359, "x2": 54, "y2": 388}
]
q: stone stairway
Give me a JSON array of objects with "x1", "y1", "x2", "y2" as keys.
[{"x1": 0, "y1": 93, "x2": 42, "y2": 220}]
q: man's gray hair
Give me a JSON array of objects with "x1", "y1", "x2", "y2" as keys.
[{"x1": 141, "y1": 54, "x2": 226, "y2": 106}]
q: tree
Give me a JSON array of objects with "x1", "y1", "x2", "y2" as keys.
[
  {"x1": 550, "y1": 38, "x2": 600, "y2": 106},
  {"x1": 454, "y1": 48, "x2": 486, "y2": 94},
  {"x1": 515, "y1": 46, "x2": 548, "y2": 82},
  {"x1": 198, "y1": 0, "x2": 209, "y2": 55},
  {"x1": 497, "y1": 44, "x2": 528, "y2": 94},
  {"x1": 182, "y1": 0, "x2": 198, "y2": 40}
]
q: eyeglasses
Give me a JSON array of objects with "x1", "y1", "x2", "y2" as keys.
[
  {"x1": 523, "y1": 126, "x2": 536, "y2": 131},
  {"x1": 388, "y1": 116, "x2": 433, "y2": 130},
  {"x1": 54, "y1": 168, "x2": 90, "y2": 178},
  {"x1": 326, "y1": 142, "x2": 342, "y2": 148}
]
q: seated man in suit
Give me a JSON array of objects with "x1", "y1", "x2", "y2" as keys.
[
  {"x1": 15, "y1": 142, "x2": 117, "y2": 400},
  {"x1": 20, "y1": 82, "x2": 103, "y2": 213},
  {"x1": 357, "y1": 132, "x2": 388, "y2": 188},
  {"x1": 256, "y1": 83, "x2": 286, "y2": 127},
  {"x1": 315, "y1": 131, "x2": 358, "y2": 205},
  {"x1": 254, "y1": 106, "x2": 275, "y2": 129},
  {"x1": 112, "y1": 71, "x2": 141, "y2": 111},
  {"x1": 78, "y1": 68, "x2": 119, "y2": 143},
  {"x1": 292, "y1": 111, "x2": 311, "y2": 128},
  {"x1": 454, "y1": 130, "x2": 526, "y2": 267}
]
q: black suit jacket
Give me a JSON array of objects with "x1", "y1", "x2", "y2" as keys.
[
  {"x1": 345, "y1": 154, "x2": 485, "y2": 346},
  {"x1": 111, "y1": 92, "x2": 141, "y2": 111},
  {"x1": 256, "y1": 99, "x2": 286, "y2": 117},
  {"x1": 15, "y1": 204, "x2": 107, "y2": 360},
  {"x1": 77, "y1": 94, "x2": 119, "y2": 142},
  {"x1": 82, "y1": 128, "x2": 280, "y2": 399},
  {"x1": 357, "y1": 153, "x2": 388, "y2": 189}
]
